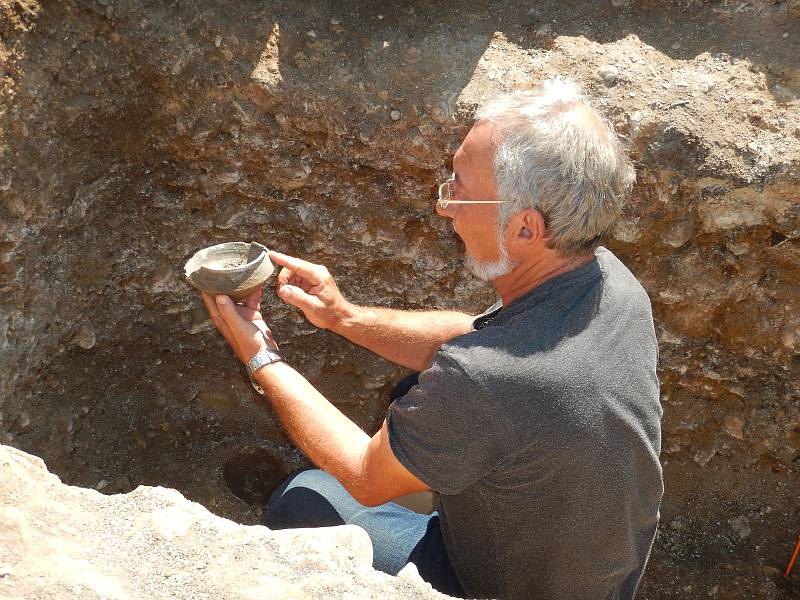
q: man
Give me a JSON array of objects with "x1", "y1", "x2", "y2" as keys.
[{"x1": 200, "y1": 78, "x2": 663, "y2": 599}]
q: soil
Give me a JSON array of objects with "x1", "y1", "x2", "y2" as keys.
[{"x1": 1, "y1": 1, "x2": 798, "y2": 597}]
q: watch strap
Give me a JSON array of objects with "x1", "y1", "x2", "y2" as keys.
[{"x1": 246, "y1": 347, "x2": 283, "y2": 376}]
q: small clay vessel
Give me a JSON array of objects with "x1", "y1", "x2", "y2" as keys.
[{"x1": 184, "y1": 241, "x2": 274, "y2": 302}]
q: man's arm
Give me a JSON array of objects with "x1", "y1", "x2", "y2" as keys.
[
  {"x1": 270, "y1": 251, "x2": 474, "y2": 371},
  {"x1": 253, "y1": 360, "x2": 429, "y2": 506},
  {"x1": 202, "y1": 292, "x2": 430, "y2": 506},
  {"x1": 331, "y1": 305, "x2": 475, "y2": 372}
]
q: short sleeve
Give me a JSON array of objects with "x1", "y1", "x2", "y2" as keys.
[{"x1": 386, "y1": 350, "x2": 509, "y2": 495}]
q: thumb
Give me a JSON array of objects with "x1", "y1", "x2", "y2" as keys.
[
  {"x1": 277, "y1": 284, "x2": 326, "y2": 312},
  {"x1": 215, "y1": 295, "x2": 243, "y2": 326}
]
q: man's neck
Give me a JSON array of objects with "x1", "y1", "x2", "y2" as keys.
[{"x1": 493, "y1": 250, "x2": 595, "y2": 307}]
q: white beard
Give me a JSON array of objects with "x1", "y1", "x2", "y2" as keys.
[{"x1": 465, "y1": 238, "x2": 518, "y2": 282}]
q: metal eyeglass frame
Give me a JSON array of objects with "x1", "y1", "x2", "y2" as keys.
[{"x1": 437, "y1": 173, "x2": 506, "y2": 211}]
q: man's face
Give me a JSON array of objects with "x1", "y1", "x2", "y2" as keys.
[{"x1": 438, "y1": 121, "x2": 517, "y2": 281}]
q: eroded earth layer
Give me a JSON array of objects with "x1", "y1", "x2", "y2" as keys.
[{"x1": 1, "y1": 1, "x2": 798, "y2": 597}]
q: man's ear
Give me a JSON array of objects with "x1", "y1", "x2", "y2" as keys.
[{"x1": 512, "y1": 209, "x2": 546, "y2": 244}]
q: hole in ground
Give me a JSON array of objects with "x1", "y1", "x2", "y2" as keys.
[
  {"x1": 223, "y1": 445, "x2": 290, "y2": 505},
  {"x1": 770, "y1": 231, "x2": 787, "y2": 246}
]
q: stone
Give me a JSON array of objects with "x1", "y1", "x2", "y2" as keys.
[
  {"x1": 722, "y1": 415, "x2": 745, "y2": 439},
  {"x1": 628, "y1": 110, "x2": 644, "y2": 138},
  {"x1": 390, "y1": 109, "x2": 401, "y2": 121},
  {"x1": 693, "y1": 445, "x2": 717, "y2": 467},
  {"x1": 612, "y1": 217, "x2": 641, "y2": 243},
  {"x1": 111, "y1": 475, "x2": 133, "y2": 493},
  {"x1": 15, "y1": 412, "x2": 31, "y2": 432},
  {"x1": 525, "y1": 8, "x2": 542, "y2": 25},
  {"x1": 0, "y1": 444, "x2": 450, "y2": 599},
  {"x1": 663, "y1": 218, "x2": 693, "y2": 248},
  {"x1": 73, "y1": 323, "x2": 96, "y2": 350},
  {"x1": 597, "y1": 64, "x2": 619, "y2": 85},
  {"x1": 727, "y1": 515, "x2": 751, "y2": 539}
]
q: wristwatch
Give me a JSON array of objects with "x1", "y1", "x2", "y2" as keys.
[{"x1": 246, "y1": 337, "x2": 284, "y2": 395}]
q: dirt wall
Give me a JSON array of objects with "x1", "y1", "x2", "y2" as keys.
[{"x1": 1, "y1": 1, "x2": 798, "y2": 597}]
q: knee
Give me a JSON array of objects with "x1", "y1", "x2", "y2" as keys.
[{"x1": 263, "y1": 469, "x2": 346, "y2": 530}]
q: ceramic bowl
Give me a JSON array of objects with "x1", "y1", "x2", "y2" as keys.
[{"x1": 184, "y1": 241, "x2": 274, "y2": 301}]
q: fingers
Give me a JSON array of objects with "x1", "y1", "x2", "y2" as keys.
[
  {"x1": 216, "y1": 294, "x2": 267, "y2": 361},
  {"x1": 269, "y1": 251, "x2": 326, "y2": 285},
  {"x1": 202, "y1": 292, "x2": 230, "y2": 338},
  {"x1": 217, "y1": 296, "x2": 266, "y2": 331},
  {"x1": 201, "y1": 291, "x2": 220, "y2": 320},
  {"x1": 245, "y1": 287, "x2": 262, "y2": 311},
  {"x1": 277, "y1": 266, "x2": 293, "y2": 287},
  {"x1": 276, "y1": 283, "x2": 326, "y2": 311},
  {"x1": 202, "y1": 292, "x2": 236, "y2": 349},
  {"x1": 215, "y1": 294, "x2": 244, "y2": 325}
]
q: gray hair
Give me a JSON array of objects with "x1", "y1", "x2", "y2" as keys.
[{"x1": 476, "y1": 78, "x2": 635, "y2": 256}]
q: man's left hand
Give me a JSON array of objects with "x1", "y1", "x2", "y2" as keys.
[{"x1": 200, "y1": 287, "x2": 275, "y2": 364}]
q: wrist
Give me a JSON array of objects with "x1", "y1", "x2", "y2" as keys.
[
  {"x1": 247, "y1": 347, "x2": 285, "y2": 395},
  {"x1": 330, "y1": 300, "x2": 358, "y2": 334},
  {"x1": 246, "y1": 346, "x2": 283, "y2": 376}
]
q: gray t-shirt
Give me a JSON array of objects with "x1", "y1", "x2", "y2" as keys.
[{"x1": 387, "y1": 247, "x2": 663, "y2": 600}]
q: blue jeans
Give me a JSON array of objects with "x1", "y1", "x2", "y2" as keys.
[{"x1": 263, "y1": 374, "x2": 464, "y2": 598}]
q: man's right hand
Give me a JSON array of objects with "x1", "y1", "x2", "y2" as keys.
[{"x1": 270, "y1": 251, "x2": 353, "y2": 331}]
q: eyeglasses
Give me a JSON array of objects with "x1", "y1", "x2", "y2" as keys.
[{"x1": 437, "y1": 173, "x2": 506, "y2": 211}]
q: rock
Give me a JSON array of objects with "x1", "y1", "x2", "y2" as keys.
[
  {"x1": 698, "y1": 76, "x2": 715, "y2": 93},
  {"x1": 663, "y1": 218, "x2": 693, "y2": 248},
  {"x1": 525, "y1": 8, "x2": 541, "y2": 25},
  {"x1": 627, "y1": 110, "x2": 644, "y2": 139},
  {"x1": 390, "y1": 109, "x2": 401, "y2": 121},
  {"x1": 726, "y1": 240, "x2": 750, "y2": 256},
  {"x1": 612, "y1": 217, "x2": 641, "y2": 242},
  {"x1": 597, "y1": 64, "x2": 619, "y2": 85},
  {"x1": 727, "y1": 515, "x2": 751, "y2": 539},
  {"x1": 722, "y1": 415, "x2": 745, "y2": 439},
  {"x1": 0, "y1": 444, "x2": 450, "y2": 599},
  {"x1": 693, "y1": 444, "x2": 717, "y2": 467},
  {"x1": 14, "y1": 412, "x2": 31, "y2": 432},
  {"x1": 111, "y1": 475, "x2": 133, "y2": 493},
  {"x1": 72, "y1": 323, "x2": 96, "y2": 350}
]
